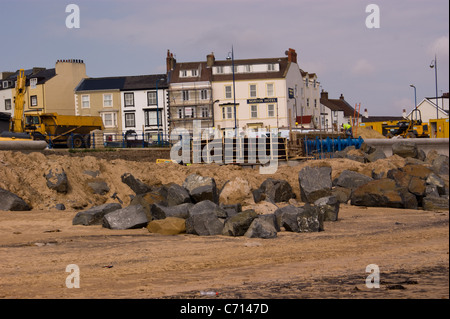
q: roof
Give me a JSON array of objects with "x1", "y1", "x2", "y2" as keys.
[
  {"x1": 361, "y1": 116, "x2": 404, "y2": 123},
  {"x1": 320, "y1": 94, "x2": 355, "y2": 117},
  {"x1": 0, "y1": 68, "x2": 56, "y2": 88},
  {"x1": 122, "y1": 74, "x2": 168, "y2": 91},
  {"x1": 75, "y1": 77, "x2": 126, "y2": 92},
  {"x1": 169, "y1": 61, "x2": 212, "y2": 83}
]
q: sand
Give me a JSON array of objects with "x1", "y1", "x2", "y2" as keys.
[{"x1": 0, "y1": 149, "x2": 448, "y2": 299}]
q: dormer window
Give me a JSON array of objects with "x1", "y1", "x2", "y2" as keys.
[
  {"x1": 30, "y1": 78, "x2": 37, "y2": 89},
  {"x1": 267, "y1": 64, "x2": 276, "y2": 71},
  {"x1": 180, "y1": 70, "x2": 188, "y2": 77},
  {"x1": 2, "y1": 81, "x2": 8, "y2": 88},
  {"x1": 191, "y1": 69, "x2": 198, "y2": 77}
]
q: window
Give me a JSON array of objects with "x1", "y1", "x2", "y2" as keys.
[
  {"x1": 225, "y1": 85, "x2": 232, "y2": 99},
  {"x1": 191, "y1": 69, "x2": 198, "y2": 77},
  {"x1": 306, "y1": 98, "x2": 310, "y2": 107},
  {"x1": 313, "y1": 79, "x2": 317, "y2": 88},
  {"x1": 268, "y1": 64, "x2": 276, "y2": 71},
  {"x1": 249, "y1": 84, "x2": 257, "y2": 98},
  {"x1": 30, "y1": 95, "x2": 38, "y2": 107},
  {"x1": 5, "y1": 99, "x2": 11, "y2": 111},
  {"x1": 305, "y1": 79, "x2": 309, "y2": 87},
  {"x1": 216, "y1": 66, "x2": 224, "y2": 74},
  {"x1": 82, "y1": 95, "x2": 90, "y2": 108},
  {"x1": 180, "y1": 70, "x2": 188, "y2": 77},
  {"x1": 245, "y1": 65, "x2": 252, "y2": 73},
  {"x1": 251, "y1": 105, "x2": 258, "y2": 118},
  {"x1": 103, "y1": 94, "x2": 113, "y2": 107},
  {"x1": 102, "y1": 112, "x2": 117, "y2": 128},
  {"x1": 182, "y1": 90, "x2": 189, "y2": 101},
  {"x1": 268, "y1": 104, "x2": 275, "y2": 117},
  {"x1": 125, "y1": 113, "x2": 135, "y2": 127},
  {"x1": 266, "y1": 83, "x2": 274, "y2": 97},
  {"x1": 144, "y1": 110, "x2": 162, "y2": 126},
  {"x1": 30, "y1": 78, "x2": 37, "y2": 89},
  {"x1": 147, "y1": 91, "x2": 157, "y2": 105},
  {"x1": 2, "y1": 81, "x2": 8, "y2": 88},
  {"x1": 223, "y1": 106, "x2": 233, "y2": 119},
  {"x1": 314, "y1": 99, "x2": 317, "y2": 108},
  {"x1": 201, "y1": 89, "x2": 209, "y2": 100},
  {"x1": 185, "y1": 107, "x2": 195, "y2": 118},
  {"x1": 124, "y1": 93, "x2": 134, "y2": 107},
  {"x1": 200, "y1": 107, "x2": 209, "y2": 118}
]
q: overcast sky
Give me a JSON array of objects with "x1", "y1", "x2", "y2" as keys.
[{"x1": 0, "y1": 0, "x2": 448, "y2": 116}]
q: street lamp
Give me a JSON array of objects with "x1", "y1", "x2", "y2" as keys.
[
  {"x1": 410, "y1": 84, "x2": 417, "y2": 121},
  {"x1": 430, "y1": 55, "x2": 439, "y2": 119},
  {"x1": 227, "y1": 46, "x2": 237, "y2": 137},
  {"x1": 155, "y1": 77, "x2": 165, "y2": 146}
]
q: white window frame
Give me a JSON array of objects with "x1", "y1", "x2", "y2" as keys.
[
  {"x1": 268, "y1": 104, "x2": 275, "y2": 117},
  {"x1": 307, "y1": 98, "x2": 310, "y2": 107},
  {"x1": 147, "y1": 91, "x2": 157, "y2": 105},
  {"x1": 180, "y1": 70, "x2": 188, "y2": 77},
  {"x1": 101, "y1": 112, "x2": 117, "y2": 128},
  {"x1": 4, "y1": 99, "x2": 12, "y2": 110},
  {"x1": 2, "y1": 81, "x2": 8, "y2": 88},
  {"x1": 200, "y1": 107, "x2": 209, "y2": 118},
  {"x1": 216, "y1": 66, "x2": 224, "y2": 74},
  {"x1": 266, "y1": 83, "x2": 274, "y2": 97},
  {"x1": 225, "y1": 85, "x2": 232, "y2": 99},
  {"x1": 200, "y1": 89, "x2": 209, "y2": 100},
  {"x1": 182, "y1": 90, "x2": 189, "y2": 101},
  {"x1": 30, "y1": 78, "x2": 37, "y2": 89},
  {"x1": 191, "y1": 69, "x2": 198, "y2": 77},
  {"x1": 249, "y1": 84, "x2": 257, "y2": 98},
  {"x1": 81, "y1": 95, "x2": 90, "y2": 108},
  {"x1": 30, "y1": 95, "x2": 38, "y2": 107},
  {"x1": 267, "y1": 64, "x2": 276, "y2": 71},
  {"x1": 227, "y1": 106, "x2": 233, "y2": 119},
  {"x1": 103, "y1": 93, "x2": 113, "y2": 107},
  {"x1": 251, "y1": 105, "x2": 258, "y2": 118}
]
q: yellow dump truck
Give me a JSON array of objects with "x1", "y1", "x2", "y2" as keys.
[{"x1": 24, "y1": 112, "x2": 104, "y2": 148}]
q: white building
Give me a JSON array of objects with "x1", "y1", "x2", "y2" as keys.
[
  {"x1": 120, "y1": 74, "x2": 169, "y2": 142},
  {"x1": 405, "y1": 93, "x2": 449, "y2": 123},
  {"x1": 319, "y1": 91, "x2": 358, "y2": 132}
]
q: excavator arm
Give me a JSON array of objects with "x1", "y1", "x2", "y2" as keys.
[{"x1": 11, "y1": 69, "x2": 26, "y2": 133}]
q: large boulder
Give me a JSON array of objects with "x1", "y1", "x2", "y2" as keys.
[
  {"x1": 222, "y1": 209, "x2": 258, "y2": 236},
  {"x1": 422, "y1": 196, "x2": 449, "y2": 211},
  {"x1": 129, "y1": 192, "x2": 166, "y2": 221},
  {"x1": 274, "y1": 205, "x2": 302, "y2": 232},
  {"x1": 0, "y1": 188, "x2": 31, "y2": 211},
  {"x1": 86, "y1": 179, "x2": 110, "y2": 195},
  {"x1": 166, "y1": 184, "x2": 191, "y2": 207},
  {"x1": 298, "y1": 166, "x2": 332, "y2": 203},
  {"x1": 185, "y1": 201, "x2": 224, "y2": 236},
  {"x1": 431, "y1": 155, "x2": 449, "y2": 176},
  {"x1": 314, "y1": 196, "x2": 339, "y2": 221},
  {"x1": 350, "y1": 179, "x2": 416, "y2": 209},
  {"x1": 44, "y1": 167, "x2": 68, "y2": 193},
  {"x1": 334, "y1": 170, "x2": 373, "y2": 190},
  {"x1": 244, "y1": 218, "x2": 277, "y2": 239},
  {"x1": 257, "y1": 214, "x2": 280, "y2": 232},
  {"x1": 365, "y1": 148, "x2": 386, "y2": 163},
  {"x1": 408, "y1": 177, "x2": 426, "y2": 197},
  {"x1": 297, "y1": 206, "x2": 324, "y2": 232},
  {"x1": 102, "y1": 204, "x2": 149, "y2": 230},
  {"x1": 72, "y1": 203, "x2": 122, "y2": 226},
  {"x1": 402, "y1": 164, "x2": 433, "y2": 179},
  {"x1": 183, "y1": 174, "x2": 219, "y2": 204},
  {"x1": 151, "y1": 202, "x2": 193, "y2": 220},
  {"x1": 258, "y1": 178, "x2": 295, "y2": 203},
  {"x1": 219, "y1": 177, "x2": 252, "y2": 205},
  {"x1": 121, "y1": 173, "x2": 152, "y2": 195},
  {"x1": 392, "y1": 141, "x2": 418, "y2": 159},
  {"x1": 331, "y1": 187, "x2": 352, "y2": 204},
  {"x1": 147, "y1": 217, "x2": 186, "y2": 235}
]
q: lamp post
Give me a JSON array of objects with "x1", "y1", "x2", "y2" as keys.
[
  {"x1": 430, "y1": 55, "x2": 439, "y2": 119},
  {"x1": 227, "y1": 46, "x2": 237, "y2": 137},
  {"x1": 410, "y1": 84, "x2": 417, "y2": 121},
  {"x1": 155, "y1": 77, "x2": 165, "y2": 146}
]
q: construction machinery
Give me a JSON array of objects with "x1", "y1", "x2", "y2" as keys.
[
  {"x1": 4, "y1": 69, "x2": 104, "y2": 148},
  {"x1": 382, "y1": 109, "x2": 430, "y2": 138}
]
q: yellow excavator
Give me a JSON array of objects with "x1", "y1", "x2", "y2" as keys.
[{"x1": 0, "y1": 70, "x2": 48, "y2": 150}]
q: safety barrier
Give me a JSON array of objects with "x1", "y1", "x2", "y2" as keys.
[{"x1": 304, "y1": 136, "x2": 364, "y2": 159}]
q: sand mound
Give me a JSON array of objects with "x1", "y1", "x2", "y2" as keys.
[
  {"x1": 356, "y1": 127, "x2": 386, "y2": 139},
  {"x1": 0, "y1": 150, "x2": 409, "y2": 211}
]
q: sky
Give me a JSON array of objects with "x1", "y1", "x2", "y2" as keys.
[{"x1": 0, "y1": 0, "x2": 448, "y2": 116}]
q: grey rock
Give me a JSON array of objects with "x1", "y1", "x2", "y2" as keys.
[
  {"x1": 0, "y1": 188, "x2": 31, "y2": 211},
  {"x1": 252, "y1": 188, "x2": 266, "y2": 203},
  {"x1": 129, "y1": 192, "x2": 167, "y2": 221},
  {"x1": 83, "y1": 170, "x2": 100, "y2": 178},
  {"x1": 422, "y1": 196, "x2": 449, "y2": 211},
  {"x1": 190, "y1": 185, "x2": 218, "y2": 204},
  {"x1": 425, "y1": 185, "x2": 440, "y2": 198},
  {"x1": 222, "y1": 209, "x2": 258, "y2": 236},
  {"x1": 220, "y1": 203, "x2": 242, "y2": 218},
  {"x1": 298, "y1": 166, "x2": 332, "y2": 203},
  {"x1": 151, "y1": 202, "x2": 193, "y2": 220},
  {"x1": 365, "y1": 148, "x2": 386, "y2": 162},
  {"x1": 244, "y1": 218, "x2": 277, "y2": 239},
  {"x1": 332, "y1": 187, "x2": 352, "y2": 204},
  {"x1": 431, "y1": 155, "x2": 449, "y2": 176},
  {"x1": 87, "y1": 179, "x2": 110, "y2": 195},
  {"x1": 55, "y1": 203, "x2": 66, "y2": 211},
  {"x1": 392, "y1": 141, "x2": 418, "y2": 159},
  {"x1": 166, "y1": 184, "x2": 191, "y2": 206},
  {"x1": 183, "y1": 174, "x2": 218, "y2": 203},
  {"x1": 297, "y1": 206, "x2": 324, "y2": 232},
  {"x1": 360, "y1": 142, "x2": 376, "y2": 154},
  {"x1": 121, "y1": 173, "x2": 152, "y2": 195},
  {"x1": 45, "y1": 168, "x2": 68, "y2": 193},
  {"x1": 73, "y1": 203, "x2": 122, "y2": 226},
  {"x1": 314, "y1": 196, "x2": 339, "y2": 221},
  {"x1": 274, "y1": 205, "x2": 303, "y2": 232},
  {"x1": 185, "y1": 201, "x2": 224, "y2": 235},
  {"x1": 102, "y1": 204, "x2": 149, "y2": 229},
  {"x1": 334, "y1": 170, "x2": 373, "y2": 190},
  {"x1": 257, "y1": 213, "x2": 280, "y2": 232},
  {"x1": 259, "y1": 178, "x2": 295, "y2": 203}
]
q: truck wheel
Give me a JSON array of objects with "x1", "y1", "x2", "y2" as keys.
[{"x1": 67, "y1": 134, "x2": 85, "y2": 148}]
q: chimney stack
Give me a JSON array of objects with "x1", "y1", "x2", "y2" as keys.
[
  {"x1": 286, "y1": 48, "x2": 297, "y2": 64},
  {"x1": 206, "y1": 52, "x2": 215, "y2": 68},
  {"x1": 166, "y1": 50, "x2": 176, "y2": 73},
  {"x1": 402, "y1": 109, "x2": 407, "y2": 118},
  {"x1": 364, "y1": 108, "x2": 368, "y2": 118},
  {"x1": 339, "y1": 94, "x2": 345, "y2": 100},
  {"x1": 320, "y1": 90, "x2": 328, "y2": 100}
]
